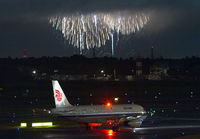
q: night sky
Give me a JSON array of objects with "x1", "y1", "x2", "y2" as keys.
[{"x1": 0, "y1": 0, "x2": 200, "y2": 58}]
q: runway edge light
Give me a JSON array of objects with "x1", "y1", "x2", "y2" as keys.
[
  {"x1": 32, "y1": 122, "x2": 53, "y2": 127},
  {"x1": 20, "y1": 123, "x2": 27, "y2": 127}
]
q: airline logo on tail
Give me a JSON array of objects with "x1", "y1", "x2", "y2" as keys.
[
  {"x1": 55, "y1": 90, "x2": 62, "y2": 102},
  {"x1": 52, "y1": 80, "x2": 72, "y2": 107}
]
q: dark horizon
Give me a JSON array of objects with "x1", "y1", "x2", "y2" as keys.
[{"x1": 2, "y1": 54, "x2": 200, "y2": 60}]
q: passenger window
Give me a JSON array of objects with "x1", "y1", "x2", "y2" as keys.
[{"x1": 124, "y1": 107, "x2": 132, "y2": 110}]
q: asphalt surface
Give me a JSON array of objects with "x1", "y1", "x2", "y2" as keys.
[
  {"x1": 1, "y1": 113, "x2": 200, "y2": 139},
  {"x1": 0, "y1": 124, "x2": 200, "y2": 139}
]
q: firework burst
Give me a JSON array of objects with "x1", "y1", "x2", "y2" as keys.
[{"x1": 49, "y1": 11, "x2": 150, "y2": 55}]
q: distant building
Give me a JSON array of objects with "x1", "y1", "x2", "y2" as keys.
[
  {"x1": 148, "y1": 63, "x2": 169, "y2": 80},
  {"x1": 125, "y1": 75, "x2": 134, "y2": 81},
  {"x1": 136, "y1": 57, "x2": 143, "y2": 76}
]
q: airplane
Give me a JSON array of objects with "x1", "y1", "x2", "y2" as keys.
[{"x1": 51, "y1": 80, "x2": 147, "y2": 131}]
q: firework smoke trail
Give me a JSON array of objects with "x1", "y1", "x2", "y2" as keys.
[
  {"x1": 117, "y1": 17, "x2": 121, "y2": 41},
  {"x1": 111, "y1": 33, "x2": 114, "y2": 56},
  {"x1": 80, "y1": 33, "x2": 82, "y2": 54},
  {"x1": 49, "y1": 11, "x2": 150, "y2": 55}
]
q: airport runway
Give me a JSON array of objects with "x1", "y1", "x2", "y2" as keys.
[
  {"x1": 1, "y1": 115, "x2": 200, "y2": 139},
  {"x1": 1, "y1": 126, "x2": 200, "y2": 139}
]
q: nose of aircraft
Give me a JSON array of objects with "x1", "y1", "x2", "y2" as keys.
[{"x1": 137, "y1": 105, "x2": 146, "y2": 115}]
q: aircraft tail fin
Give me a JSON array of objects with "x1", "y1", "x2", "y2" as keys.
[{"x1": 52, "y1": 80, "x2": 72, "y2": 108}]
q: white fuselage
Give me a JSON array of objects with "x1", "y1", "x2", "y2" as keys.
[
  {"x1": 52, "y1": 104, "x2": 146, "y2": 123},
  {"x1": 51, "y1": 80, "x2": 146, "y2": 125}
]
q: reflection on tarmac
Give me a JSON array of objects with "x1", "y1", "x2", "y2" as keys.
[
  {"x1": 134, "y1": 125, "x2": 200, "y2": 132},
  {"x1": 1, "y1": 113, "x2": 200, "y2": 138},
  {"x1": 1, "y1": 122, "x2": 200, "y2": 138},
  {"x1": 3, "y1": 127, "x2": 198, "y2": 139}
]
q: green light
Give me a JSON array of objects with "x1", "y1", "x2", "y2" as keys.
[
  {"x1": 173, "y1": 109, "x2": 176, "y2": 112},
  {"x1": 20, "y1": 123, "x2": 27, "y2": 127},
  {"x1": 32, "y1": 122, "x2": 53, "y2": 127}
]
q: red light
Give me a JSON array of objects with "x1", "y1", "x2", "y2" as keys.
[
  {"x1": 106, "y1": 102, "x2": 111, "y2": 107},
  {"x1": 88, "y1": 123, "x2": 102, "y2": 127},
  {"x1": 107, "y1": 129, "x2": 114, "y2": 136}
]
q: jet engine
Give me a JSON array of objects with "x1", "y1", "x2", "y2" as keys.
[{"x1": 127, "y1": 119, "x2": 142, "y2": 127}]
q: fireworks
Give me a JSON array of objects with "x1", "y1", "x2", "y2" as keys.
[{"x1": 49, "y1": 11, "x2": 150, "y2": 55}]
